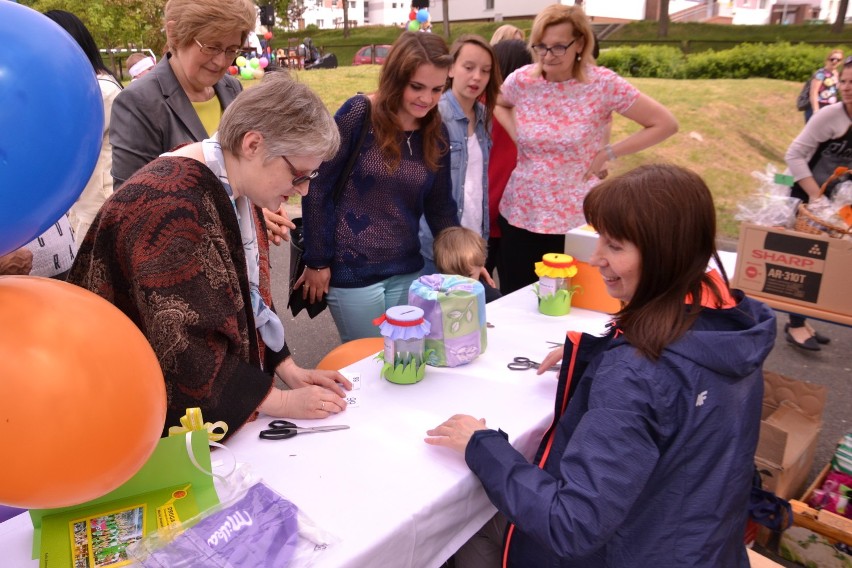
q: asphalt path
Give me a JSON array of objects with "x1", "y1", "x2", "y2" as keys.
[{"x1": 271, "y1": 204, "x2": 850, "y2": 495}]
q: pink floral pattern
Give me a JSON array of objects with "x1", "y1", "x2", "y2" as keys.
[{"x1": 499, "y1": 64, "x2": 639, "y2": 233}]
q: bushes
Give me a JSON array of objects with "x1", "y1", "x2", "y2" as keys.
[
  {"x1": 597, "y1": 42, "x2": 849, "y2": 80},
  {"x1": 596, "y1": 45, "x2": 684, "y2": 78}
]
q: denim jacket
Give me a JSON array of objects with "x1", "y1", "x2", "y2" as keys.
[{"x1": 420, "y1": 90, "x2": 492, "y2": 263}]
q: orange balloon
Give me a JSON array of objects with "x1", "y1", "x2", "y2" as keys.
[
  {"x1": 0, "y1": 276, "x2": 166, "y2": 509},
  {"x1": 316, "y1": 337, "x2": 384, "y2": 371}
]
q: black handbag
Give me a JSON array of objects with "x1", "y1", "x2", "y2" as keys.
[
  {"x1": 795, "y1": 77, "x2": 812, "y2": 112},
  {"x1": 288, "y1": 96, "x2": 371, "y2": 318}
]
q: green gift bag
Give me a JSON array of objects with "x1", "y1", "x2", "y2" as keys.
[{"x1": 30, "y1": 431, "x2": 219, "y2": 568}]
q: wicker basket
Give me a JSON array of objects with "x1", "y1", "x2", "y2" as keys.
[{"x1": 793, "y1": 167, "x2": 852, "y2": 239}]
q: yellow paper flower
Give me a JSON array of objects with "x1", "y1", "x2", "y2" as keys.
[{"x1": 535, "y1": 253, "x2": 578, "y2": 278}]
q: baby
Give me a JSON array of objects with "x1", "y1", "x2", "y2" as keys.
[
  {"x1": 433, "y1": 227, "x2": 502, "y2": 303},
  {"x1": 126, "y1": 52, "x2": 155, "y2": 81}
]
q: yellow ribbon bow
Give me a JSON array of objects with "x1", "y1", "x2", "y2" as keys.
[{"x1": 168, "y1": 407, "x2": 228, "y2": 442}]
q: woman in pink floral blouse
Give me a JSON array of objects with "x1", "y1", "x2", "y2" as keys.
[{"x1": 495, "y1": 4, "x2": 678, "y2": 294}]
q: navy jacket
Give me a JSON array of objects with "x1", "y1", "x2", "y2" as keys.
[{"x1": 465, "y1": 291, "x2": 776, "y2": 567}]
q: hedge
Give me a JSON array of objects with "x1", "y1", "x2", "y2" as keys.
[{"x1": 597, "y1": 42, "x2": 850, "y2": 80}]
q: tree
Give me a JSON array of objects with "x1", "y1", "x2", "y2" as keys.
[
  {"x1": 21, "y1": 0, "x2": 165, "y2": 55},
  {"x1": 657, "y1": 0, "x2": 670, "y2": 38},
  {"x1": 831, "y1": 0, "x2": 848, "y2": 34},
  {"x1": 275, "y1": 0, "x2": 290, "y2": 30},
  {"x1": 288, "y1": 0, "x2": 307, "y2": 30},
  {"x1": 342, "y1": 0, "x2": 350, "y2": 38},
  {"x1": 442, "y1": 0, "x2": 449, "y2": 39}
]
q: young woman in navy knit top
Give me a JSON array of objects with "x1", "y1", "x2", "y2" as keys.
[{"x1": 299, "y1": 32, "x2": 460, "y2": 342}]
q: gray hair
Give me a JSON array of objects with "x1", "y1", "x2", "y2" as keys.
[{"x1": 218, "y1": 72, "x2": 340, "y2": 161}]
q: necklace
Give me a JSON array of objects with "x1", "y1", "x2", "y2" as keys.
[{"x1": 405, "y1": 131, "x2": 414, "y2": 156}]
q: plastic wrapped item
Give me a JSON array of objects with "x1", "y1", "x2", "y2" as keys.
[
  {"x1": 128, "y1": 481, "x2": 337, "y2": 567},
  {"x1": 793, "y1": 169, "x2": 852, "y2": 239},
  {"x1": 735, "y1": 164, "x2": 801, "y2": 228},
  {"x1": 833, "y1": 180, "x2": 852, "y2": 208}
]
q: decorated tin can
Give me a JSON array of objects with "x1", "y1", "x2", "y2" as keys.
[
  {"x1": 534, "y1": 253, "x2": 580, "y2": 316},
  {"x1": 373, "y1": 305, "x2": 431, "y2": 384}
]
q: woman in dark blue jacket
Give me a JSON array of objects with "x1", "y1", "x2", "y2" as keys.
[{"x1": 426, "y1": 163, "x2": 777, "y2": 568}]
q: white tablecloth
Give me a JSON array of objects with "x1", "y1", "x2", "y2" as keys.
[{"x1": 0, "y1": 287, "x2": 611, "y2": 568}]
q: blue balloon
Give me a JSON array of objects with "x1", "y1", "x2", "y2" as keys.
[
  {"x1": 416, "y1": 8, "x2": 429, "y2": 23},
  {"x1": 0, "y1": 3, "x2": 103, "y2": 256}
]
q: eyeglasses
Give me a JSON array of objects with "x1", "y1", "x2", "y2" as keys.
[
  {"x1": 531, "y1": 38, "x2": 577, "y2": 58},
  {"x1": 829, "y1": 57, "x2": 842, "y2": 63},
  {"x1": 281, "y1": 155, "x2": 319, "y2": 186},
  {"x1": 194, "y1": 39, "x2": 242, "y2": 59}
]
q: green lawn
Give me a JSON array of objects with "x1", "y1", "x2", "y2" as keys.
[{"x1": 248, "y1": 69, "x2": 803, "y2": 241}]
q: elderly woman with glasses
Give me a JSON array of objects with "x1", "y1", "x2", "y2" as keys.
[
  {"x1": 494, "y1": 4, "x2": 678, "y2": 294},
  {"x1": 109, "y1": 0, "x2": 293, "y2": 243},
  {"x1": 69, "y1": 74, "x2": 352, "y2": 441}
]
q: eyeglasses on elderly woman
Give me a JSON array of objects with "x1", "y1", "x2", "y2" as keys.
[
  {"x1": 281, "y1": 155, "x2": 320, "y2": 186},
  {"x1": 194, "y1": 38, "x2": 242, "y2": 59}
]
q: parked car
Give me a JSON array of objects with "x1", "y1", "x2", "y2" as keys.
[{"x1": 352, "y1": 44, "x2": 391, "y2": 65}]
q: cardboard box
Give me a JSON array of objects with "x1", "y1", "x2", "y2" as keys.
[
  {"x1": 755, "y1": 372, "x2": 826, "y2": 500},
  {"x1": 732, "y1": 223, "x2": 852, "y2": 325},
  {"x1": 778, "y1": 461, "x2": 852, "y2": 566},
  {"x1": 563, "y1": 225, "x2": 621, "y2": 314}
]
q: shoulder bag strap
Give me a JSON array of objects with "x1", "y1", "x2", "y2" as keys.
[{"x1": 332, "y1": 95, "x2": 371, "y2": 204}]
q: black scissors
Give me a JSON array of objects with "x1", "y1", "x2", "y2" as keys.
[
  {"x1": 259, "y1": 420, "x2": 350, "y2": 440},
  {"x1": 507, "y1": 357, "x2": 561, "y2": 372}
]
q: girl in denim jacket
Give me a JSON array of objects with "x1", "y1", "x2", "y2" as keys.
[{"x1": 421, "y1": 35, "x2": 501, "y2": 281}]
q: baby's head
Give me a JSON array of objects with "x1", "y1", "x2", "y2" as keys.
[
  {"x1": 126, "y1": 52, "x2": 155, "y2": 80},
  {"x1": 434, "y1": 227, "x2": 487, "y2": 280}
]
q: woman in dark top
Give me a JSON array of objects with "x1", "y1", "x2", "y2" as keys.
[
  {"x1": 70, "y1": 75, "x2": 351, "y2": 440},
  {"x1": 299, "y1": 32, "x2": 460, "y2": 342}
]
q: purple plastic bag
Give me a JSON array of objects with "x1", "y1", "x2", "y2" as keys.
[{"x1": 141, "y1": 483, "x2": 299, "y2": 567}]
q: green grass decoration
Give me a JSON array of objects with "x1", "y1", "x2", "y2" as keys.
[
  {"x1": 533, "y1": 283, "x2": 582, "y2": 317},
  {"x1": 376, "y1": 350, "x2": 435, "y2": 384}
]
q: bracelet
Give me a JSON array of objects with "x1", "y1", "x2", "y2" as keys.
[
  {"x1": 308, "y1": 266, "x2": 328, "y2": 271},
  {"x1": 604, "y1": 144, "x2": 617, "y2": 161}
]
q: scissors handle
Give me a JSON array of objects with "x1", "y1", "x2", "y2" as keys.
[
  {"x1": 259, "y1": 427, "x2": 297, "y2": 440},
  {"x1": 508, "y1": 357, "x2": 537, "y2": 370}
]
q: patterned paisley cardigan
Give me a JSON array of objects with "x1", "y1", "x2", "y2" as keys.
[{"x1": 68, "y1": 156, "x2": 290, "y2": 439}]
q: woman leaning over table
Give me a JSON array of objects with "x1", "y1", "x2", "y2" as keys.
[
  {"x1": 782, "y1": 55, "x2": 852, "y2": 350},
  {"x1": 495, "y1": 3, "x2": 678, "y2": 294},
  {"x1": 69, "y1": 74, "x2": 351, "y2": 441},
  {"x1": 427, "y1": 164, "x2": 776, "y2": 568},
  {"x1": 299, "y1": 32, "x2": 459, "y2": 342},
  {"x1": 109, "y1": 0, "x2": 292, "y2": 243}
]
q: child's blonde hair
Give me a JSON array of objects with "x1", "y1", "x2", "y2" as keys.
[{"x1": 434, "y1": 227, "x2": 487, "y2": 278}]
